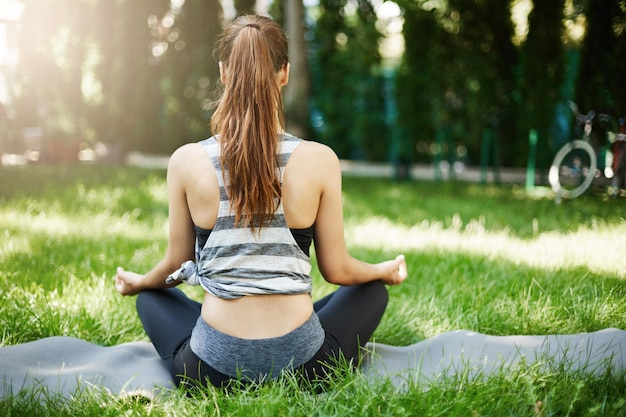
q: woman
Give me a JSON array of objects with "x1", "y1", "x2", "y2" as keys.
[{"x1": 115, "y1": 14, "x2": 407, "y2": 389}]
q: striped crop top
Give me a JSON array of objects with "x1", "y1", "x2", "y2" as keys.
[{"x1": 166, "y1": 135, "x2": 313, "y2": 299}]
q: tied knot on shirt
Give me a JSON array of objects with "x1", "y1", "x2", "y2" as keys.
[{"x1": 166, "y1": 260, "x2": 200, "y2": 286}]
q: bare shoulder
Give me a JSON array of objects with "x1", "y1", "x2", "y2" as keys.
[
  {"x1": 295, "y1": 139, "x2": 336, "y2": 157},
  {"x1": 292, "y1": 139, "x2": 340, "y2": 170},
  {"x1": 167, "y1": 142, "x2": 207, "y2": 173},
  {"x1": 169, "y1": 142, "x2": 203, "y2": 164}
]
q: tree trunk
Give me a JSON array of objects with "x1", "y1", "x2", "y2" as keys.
[
  {"x1": 283, "y1": 0, "x2": 310, "y2": 138},
  {"x1": 234, "y1": 0, "x2": 256, "y2": 16}
]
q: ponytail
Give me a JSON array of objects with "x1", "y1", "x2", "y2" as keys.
[{"x1": 211, "y1": 15, "x2": 289, "y2": 230}]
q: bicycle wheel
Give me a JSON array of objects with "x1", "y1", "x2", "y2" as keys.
[{"x1": 548, "y1": 140, "x2": 597, "y2": 199}]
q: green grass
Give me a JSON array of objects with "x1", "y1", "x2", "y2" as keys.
[{"x1": 1, "y1": 164, "x2": 625, "y2": 416}]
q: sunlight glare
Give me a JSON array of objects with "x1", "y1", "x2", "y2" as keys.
[
  {"x1": 346, "y1": 216, "x2": 626, "y2": 279},
  {"x1": 511, "y1": 0, "x2": 532, "y2": 45},
  {"x1": 0, "y1": 0, "x2": 25, "y2": 22}
]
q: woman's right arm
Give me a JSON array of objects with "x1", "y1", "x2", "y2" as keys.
[
  {"x1": 115, "y1": 145, "x2": 198, "y2": 296},
  {"x1": 312, "y1": 146, "x2": 407, "y2": 286}
]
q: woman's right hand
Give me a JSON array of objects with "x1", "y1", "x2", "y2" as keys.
[{"x1": 114, "y1": 267, "x2": 145, "y2": 296}]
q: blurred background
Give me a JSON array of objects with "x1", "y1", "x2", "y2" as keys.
[{"x1": 0, "y1": 0, "x2": 624, "y2": 173}]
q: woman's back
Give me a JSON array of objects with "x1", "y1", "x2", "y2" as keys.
[
  {"x1": 179, "y1": 139, "x2": 334, "y2": 232},
  {"x1": 169, "y1": 137, "x2": 340, "y2": 339}
]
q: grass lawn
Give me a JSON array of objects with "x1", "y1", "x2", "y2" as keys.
[{"x1": 0, "y1": 164, "x2": 625, "y2": 416}]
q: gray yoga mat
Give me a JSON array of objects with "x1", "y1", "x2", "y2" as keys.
[{"x1": 1, "y1": 328, "x2": 624, "y2": 399}]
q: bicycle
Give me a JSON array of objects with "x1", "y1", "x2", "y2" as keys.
[
  {"x1": 611, "y1": 117, "x2": 626, "y2": 195},
  {"x1": 548, "y1": 101, "x2": 626, "y2": 201}
]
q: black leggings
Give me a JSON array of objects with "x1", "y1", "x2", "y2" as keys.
[{"x1": 136, "y1": 281, "x2": 388, "y2": 388}]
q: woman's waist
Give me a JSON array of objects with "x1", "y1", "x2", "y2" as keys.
[
  {"x1": 201, "y1": 292, "x2": 314, "y2": 339},
  {"x1": 190, "y1": 310, "x2": 325, "y2": 379}
]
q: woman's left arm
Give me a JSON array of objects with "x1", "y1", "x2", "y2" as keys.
[{"x1": 115, "y1": 146, "x2": 196, "y2": 296}]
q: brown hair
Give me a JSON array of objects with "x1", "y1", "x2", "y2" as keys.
[{"x1": 211, "y1": 15, "x2": 289, "y2": 230}]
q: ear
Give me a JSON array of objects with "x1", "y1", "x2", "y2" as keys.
[
  {"x1": 278, "y1": 63, "x2": 289, "y2": 87},
  {"x1": 219, "y1": 61, "x2": 227, "y2": 83}
]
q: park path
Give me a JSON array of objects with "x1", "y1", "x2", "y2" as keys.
[{"x1": 126, "y1": 152, "x2": 531, "y2": 185}]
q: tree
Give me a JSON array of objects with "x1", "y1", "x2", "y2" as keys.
[
  {"x1": 234, "y1": 0, "x2": 256, "y2": 16},
  {"x1": 91, "y1": 0, "x2": 171, "y2": 154},
  {"x1": 395, "y1": 0, "x2": 517, "y2": 165},
  {"x1": 519, "y1": 0, "x2": 566, "y2": 169},
  {"x1": 13, "y1": 0, "x2": 172, "y2": 159},
  {"x1": 160, "y1": 0, "x2": 223, "y2": 151},
  {"x1": 615, "y1": 1, "x2": 626, "y2": 117},
  {"x1": 575, "y1": 0, "x2": 625, "y2": 116},
  {"x1": 283, "y1": 0, "x2": 311, "y2": 138},
  {"x1": 311, "y1": 0, "x2": 387, "y2": 160},
  {"x1": 14, "y1": 0, "x2": 92, "y2": 156},
  {"x1": 394, "y1": 4, "x2": 440, "y2": 164},
  {"x1": 449, "y1": 0, "x2": 517, "y2": 165}
]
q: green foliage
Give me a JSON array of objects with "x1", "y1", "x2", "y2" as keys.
[
  {"x1": 13, "y1": 0, "x2": 172, "y2": 155},
  {"x1": 518, "y1": 0, "x2": 566, "y2": 171},
  {"x1": 394, "y1": 5, "x2": 440, "y2": 164},
  {"x1": 6, "y1": 1, "x2": 626, "y2": 168},
  {"x1": 10, "y1": 0, "x2": 222, "y2": 157},
  {"x1": 395, "y1": 0, "x2": 518, "y2": 166},
  {"x1": 393, "y1": 0, "x2": 625, "y2": 168},
  {"x1": 234, "y1": 0, "x2": 256, "y2": 16},
  {"x1": 575, "y1": 0, "x2": 626, "y2": 117},
  {"x1": 268, "y1": 0, "x2": 284, "y2": 25},
  {"x1": 160, "y1": 0, "x2": 223, "y2": 148},
  {"x1": 310, "y1": 0, "x2": 389, "y2": 160}
]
